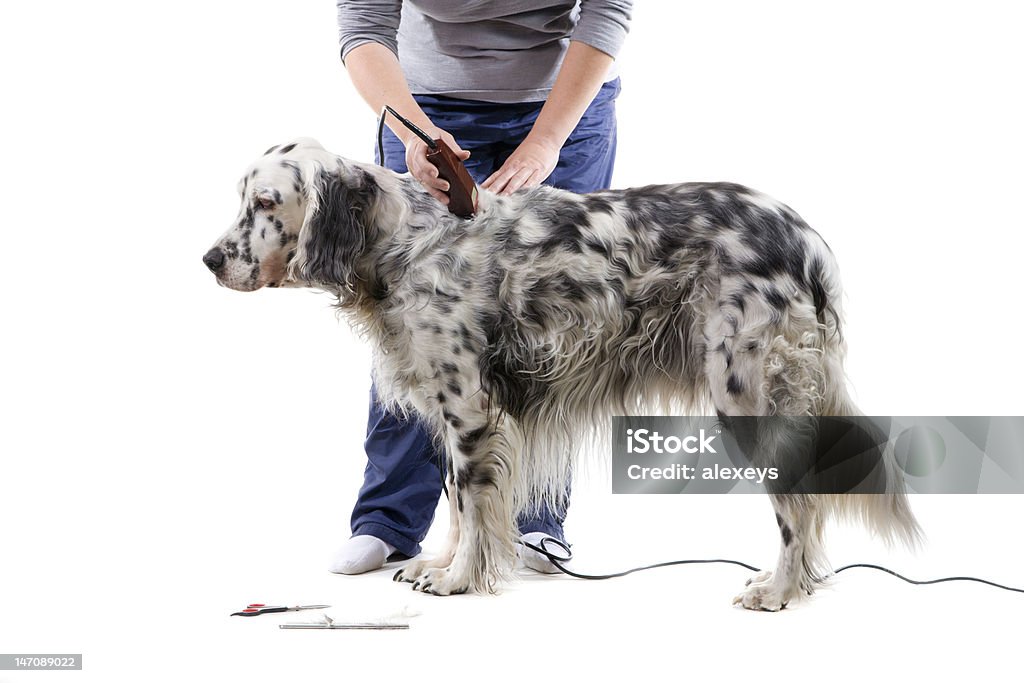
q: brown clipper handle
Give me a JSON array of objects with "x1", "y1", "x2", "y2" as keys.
[{"x1": 426, "y1": 140, "x2": 478, "y2": 218}]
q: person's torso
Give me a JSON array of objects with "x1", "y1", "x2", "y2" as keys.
[{"x1": 398, "y1": 0, "x2": 593, "y2": 103}]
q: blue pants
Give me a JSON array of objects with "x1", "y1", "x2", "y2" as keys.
[{"x1": 352, "y1": 79, "x2": 621, "y2": 558}]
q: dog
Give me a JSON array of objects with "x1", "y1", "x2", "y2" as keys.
[{"x1": 203, "y1": 138, "x2": 921, "y2": 610}]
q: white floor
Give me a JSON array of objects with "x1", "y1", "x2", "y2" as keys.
[{"x1": 3, "y1": 440, "x2": 1022, "y2": 683}]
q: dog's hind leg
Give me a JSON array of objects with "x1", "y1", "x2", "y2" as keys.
[
  {"x1": 733, "y1": 494, "x2": 826, "y2": 611},
  {"x1": 704, "y1": 291, "x2": 828, "y2": 610}
]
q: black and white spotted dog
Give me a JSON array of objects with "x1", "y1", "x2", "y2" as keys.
[{"x1": 204, "y1": 138, "x2": 920, "y2": 610}]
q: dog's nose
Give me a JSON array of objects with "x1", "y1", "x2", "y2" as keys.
[{"x1": 203, "y1": 247, "x2": 225, "y2": 273}]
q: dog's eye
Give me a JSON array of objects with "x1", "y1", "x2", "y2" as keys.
[{"x1": 253, "y1": 187, "x2": 280, "y2": 211}]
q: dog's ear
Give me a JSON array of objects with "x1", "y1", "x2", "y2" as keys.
[{"x1": 292, "y1": 167, "x2": 374, "y2": 291}]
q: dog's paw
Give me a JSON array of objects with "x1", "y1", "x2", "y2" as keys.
[
  {"x1": 392, "y1": 559, "x2": 429, "y2": 584},
  {"x1": 409, "y1": 567, "x2": 469, "y2": 596},
  {"x1": 733, "y1": 581, "x2": 789, "y2": 612},
  {"x1": 745, "y1": 570, "x2": 773, "y2": 587},
  {"x1": 392, "y1": 556, "x2": 456, "y2": 585}
]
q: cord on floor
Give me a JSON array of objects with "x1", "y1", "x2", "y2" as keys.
[{"x1": 518, "y1": 537, "x2": 1024, "y2": 594}]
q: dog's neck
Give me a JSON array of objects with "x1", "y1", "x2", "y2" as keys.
[
  {"x1": 324, "y1": 161, "x2": 475, "y2": 307},
  {"x1": 368, "y1": 165, "x2": 457, "y2": 234}
]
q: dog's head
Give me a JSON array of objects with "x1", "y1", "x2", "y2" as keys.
[{"x1": 203, "y1": 138, "x2": 381, "y2": 294}]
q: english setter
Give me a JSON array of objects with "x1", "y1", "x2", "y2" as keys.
[{"x1": 203, "y1": 138, "x2": 920, "y2": 610}]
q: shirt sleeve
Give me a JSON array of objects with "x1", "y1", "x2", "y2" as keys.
[
  {"x1": 572, "y1": 0, "x2": 633, "y2": 58},
  {"x1": 336, "y1": 0, "x2": 403, "y2": 63}
]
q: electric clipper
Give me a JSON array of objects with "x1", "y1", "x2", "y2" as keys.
[{"x1": 377, "y1": 105, "x2": 479, "y2": 218}]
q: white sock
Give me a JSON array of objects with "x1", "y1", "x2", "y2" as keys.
[
  {"x1": 519, "y1": 532, "x2": 570, "y2": 574},
  {"x1": 328, "y1": 535, "x2": 396, "y2": 575}
]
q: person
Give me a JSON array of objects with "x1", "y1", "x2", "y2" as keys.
[{"x1": 329, "y1": 0, "x2": 633, "y2": 575}]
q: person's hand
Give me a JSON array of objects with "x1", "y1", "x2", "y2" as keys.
[
  {"x1": 481, "y1": 136, "x2": 561, "y2": 195},
  {"x1": 403, "y1": 126, "x2": 471, "y2": 205}
]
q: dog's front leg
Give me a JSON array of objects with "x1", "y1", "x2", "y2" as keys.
[
  {"x1": 398, "y1": 409, "x2": 518, "y2": 595},
  {"x1": 393, "y1": 465, "x2": 461, "y2": 581}
]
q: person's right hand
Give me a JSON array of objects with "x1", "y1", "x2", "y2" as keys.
[{"x1": 403, "y1": 126, "x2": 471, "y2": 205}]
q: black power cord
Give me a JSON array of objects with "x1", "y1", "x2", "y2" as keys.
[
  {"x1": 376, "y1": 105, "x2": 438, "y2": 170},
  {"x1": 519, "y1": 537, "x2": 1024, "y2": 594}
]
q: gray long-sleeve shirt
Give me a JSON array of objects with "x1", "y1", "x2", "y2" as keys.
[{"x1": 337, "y1": 0, "x2": 632, "y2": 103}]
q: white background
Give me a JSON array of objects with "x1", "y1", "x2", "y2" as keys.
[{"x1": 2, "y1": 1, "x2": 1023, "y2": 681}]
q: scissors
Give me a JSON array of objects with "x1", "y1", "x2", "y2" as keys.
[{"x1": 231, "y1": 603, "x2": 331, "y2": 617}]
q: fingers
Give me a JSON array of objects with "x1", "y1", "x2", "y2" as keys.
[
  {"x1": 482, "y1": 166, "x2": 528, "y2": 195},
  {"x1": 482, "y1": 163, "x2": 545, "y2": 195},
  {"x1": 412, "y1": 156, "x2": 449, "y2": 192},
  {"x1": 504, "y1": 167, "x2": 543, "y2": 194},
  {"x1": 480, "y1": 169, "x2": 505, "y2": 193},
  {"x1": 404, "y1": 128, "x2": 477, "y2": 206},
  {"x1": 481, "y1": 139, "x2": 558, "y2": 195},
  {"x1": 480, "y1": 161, "x2": 520, "y2": 193},
  {"x1": 406, "y1": 141, "x2": 451, "y2": 203},
  {"x1": 438, "y1": 131, "x2": 471, "y2": 160}
]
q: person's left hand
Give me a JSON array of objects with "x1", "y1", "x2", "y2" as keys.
[{"x1": 481, "y1": 136, "x2": 561, "y2": 195}]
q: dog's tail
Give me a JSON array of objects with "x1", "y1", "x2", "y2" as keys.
[
  {"x1": 804, "y1": 244, "x2": 923, "y2": 550},
  {"x1": 818, "y1": 401, "x2": 924, "y2": 550},
  {"x1": 817, "y1": 343, "x2": 924, "y2": 551}
]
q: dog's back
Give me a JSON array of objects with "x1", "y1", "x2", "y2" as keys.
[{"x1": 467, "y1": 182, "x2": 844, "y2": 424}]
